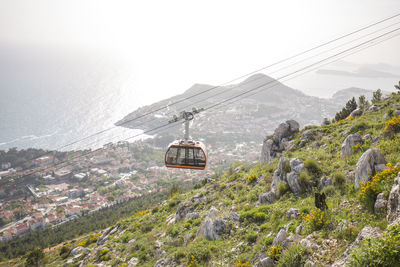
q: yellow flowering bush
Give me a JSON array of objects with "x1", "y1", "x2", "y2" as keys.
[
  {"x1": 300, "y1": 208, "x2": 329, "y2": 232},
  {"x1": 269, "y1": 245, "x2": 283, "y2": 260},
  {"x1": 384, "y1": 115, "x2": 400, "y2": 138},
  {"x1": 188, "y1": 255, "x2": 199, "y2": 267},
  {"x1": 335, "y1": 115, "x2": 354, "y2": 125},
  {"x1": 359, "y1": 163, "x2": 400, "y2": 210},
  {"x1": 247, "y1": 173, "x2": 258, "y2": 183},
  {"x1": 235, "y1": 260, "x2": 250, "y2": 267},
  {"x1": 137, "y1": 210, "x2": 149, "y2": 217}
]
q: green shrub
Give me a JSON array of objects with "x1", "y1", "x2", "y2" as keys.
[
  {"x1": 59, "y1": 245, "x2": 71, "y2": 259},
  {"x1": 168, "y1": 226, "x2": 180, "y2": 237},
  {"x1": 282, "y1": 161, "x2": 291, "y2": 173},
  {"x1": 254, "y1": 212, "x2": 267, "y2": 223},
  {"x1": 321, "y1": 185, "x2": 335, "y2": 196},
  {"x1": 277, "y1": 244, "x2": 307, "y2": 267},
  {"x1": 119, "y1": 231, "x2": 135, "y2": 243},
  {"x1": 186, "y1": 239, "x2": 211, "y2": 264},
  {"x1": 278, "y1": 182, "x2": 289, "y2": 196},
  {"x1": 246, "y1": 230, "x2": 257, "y2": 243},
  {"x1": 299, "y1": 171, "x2": 312, "y2": 188},
  {"x1": 333, "y1": 172, "x2": 346, "y2": 188},
  {"x1": 304, "y1": 159, "x2": 323, "y2": 179},
  {"x1": 263, "y1": 235, "x2": 274, "y2": 246},
  {"x1": 97, "y1": 248, "x2": 110, "y2": 261},
  {"x1": 350, "y1": 224, "x2": 400, "y2": 266},
  {"x1": 349, "y1": 121, "x2": 369, "y2": 134}
]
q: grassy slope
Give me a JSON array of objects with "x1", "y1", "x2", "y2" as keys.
[{"x1": 4, "y1": 93, "x2": 400, "y2": 267}]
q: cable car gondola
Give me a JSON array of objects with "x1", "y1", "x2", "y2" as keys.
[{"x1": 164, "y1": 108, "x2": 207, "y2": 170}]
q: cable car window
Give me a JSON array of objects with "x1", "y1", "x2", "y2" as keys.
[
  {"x1": 194, "y1": 148, "x2": 206, "y2": 166},
  {"x1": 166, "y1": 147, "x2": 178, "y2": 165}
]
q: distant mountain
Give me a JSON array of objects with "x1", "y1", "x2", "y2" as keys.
[{"x1": 116, "y1": 74, "x2": 378, "y2": 148}]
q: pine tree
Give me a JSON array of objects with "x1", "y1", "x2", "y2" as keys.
[
  {"x1": 372, "y1": 89, "x2": 382, "y2": 104},
  {"x1": 395, "y1": 81, "x2": 400, "y2": 93}
]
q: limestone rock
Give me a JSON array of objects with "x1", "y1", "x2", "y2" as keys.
[
  {"x1": 332, "y1": 226, "x2": 383, "y2": 266},
  {"x1": 374, "y1": 193, "x2": 387, "y2": 215},
  {"x1": 322, "y1": 118, "x2": 330, "y2": 126},
  {"x1": 258, "y1": 191, "x2": 277, "y2": 205},
  {"x1": 286, "y1": 158, "x2": 305, "y2": 195},
  {"x1": 272, "y1": 228, "x2": 288, "y2": 247},
  {"x1": 175, "y1": 203, "x2": 192, "y2": 221},
  {"x1": 387, "y1": 176, "x2": 400, "y2": 223},
  {"x1": 261, "y1": 120, "x2": 300, "y2": 163},
  {"x1": 355, "y1": 148, "x2": 386, "y2": 188},
  {"x1": 271, "y1": 157, "x2": 290, "y2": 192},
  {"x1": 256, "y1": 256, "x2": 275, "y2": 267},
  {"x1": 128, "y1": 257, "x2": 139, "y2": 267},
  {"x1": 341, "y1": 133, "x2": 363, "y2": 157},
  {"x1": 350, "y1": 108, "x2": 362, "y2": 117},
  {"x1": 287, "y1": 208, "x2": 300, "y2": 220},
  {"x1": 318, "y1": 176, "x2": 333, "y2": 190},
  {"x1": 70, "y1": 246, "x2": 88, "y2": 257},
  {"x1": 197, "y1": 206, "x2": 228, "y2": 240},
  {"x1": 185, "y1": 212, "x2": 199, "y2": 220}
]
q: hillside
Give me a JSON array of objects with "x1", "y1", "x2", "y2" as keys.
[
  {"x1": 116, "y1": 74, "x2": 373, "y2": 148},
  {"x1": 4, "y1": 91, "x2": 400, "y2": 266}
]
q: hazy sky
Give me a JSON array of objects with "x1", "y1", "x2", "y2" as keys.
[{"x1": 1, "y1": 0, "x2": 400, "y2": 101}]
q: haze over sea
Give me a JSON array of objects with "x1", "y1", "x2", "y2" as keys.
[{"x1": 0, "y1": 44, "x2": 149, "y2": 151}]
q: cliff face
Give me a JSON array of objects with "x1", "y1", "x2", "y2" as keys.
[
  {"x1": 116, "y1": 74, "x2": 372, "y2": 148},
  {"x1": 8, "y1": 91, "x2": 400, "y2": 266}
]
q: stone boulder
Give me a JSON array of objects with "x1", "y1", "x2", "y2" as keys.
[
  {"x1": 271, "y1": 157, "x2": 290, "y2": 192},
  {"x1": 197, "y1": 206, "x2": 228, "y2": 240},
  {"x1": 332, "y1": 226, "x2": 383, "y2": 266},
  {"x1": 261, "y1": 120, "x2": 300, "y2": 163},
  {"x1": 341, "y1": 133, "x2": 363, "y2": 157},
  {"x1": 318, "y1": 176, "x2": 333, "y2": 190},
  {"x1": 298, "y1": 129, "x2": 316, "y2": 147},
  {"x1": 387, "y1": 176, "x2": 400, "y2": 223},
  {"x1": 350, "y1": 108, "x2": 363, "y2": 117},
  {"x1": 256, "y1": 257, "x2": 275, "y2": 267},
  {"x1": 175, "y1": 203, "x2": 192, "y2": 221},
  {"x1": 128, "y1": 257, "x2": 139, "y2": 267},
  {"x1": 374, "y1": 193, "x2": 387, "y2": 215},
  {"x1": 258, "y1": 191, "x2": 277, "y2": 205},
  {"x1": 69, "y1": 246, "x2": 88, "y2": 257},
  {"x1": 185, "y1": 212, "x2": 199, "y2": 220},
  {"x1": 355, "y1": 148, "x2": 386, "y2": 188},
  {"x1": 286, "y1": 158, "x2": 305, "y2": 195},
  {"x1": 322, "y1": 118, "x2": 330, "y2": 126},
  {"x1": 272, "y1": 228, "x2": 289, "y2": 247},
  {"x1": 287, "y1": 208, "x2": 300, "y2": 220}
]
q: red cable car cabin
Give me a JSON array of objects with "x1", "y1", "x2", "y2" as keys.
[{"x1": 165, "y1": 140, "x2": 207, "y2": 170}]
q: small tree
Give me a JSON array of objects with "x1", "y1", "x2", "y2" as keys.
[
  {"x1": 358, "y1": 95, "x2": 369, "y2": 111},
  {"x1": 395, "y1": 81, "x2": 400, "y2": 93},
  {"x1": 334, "y1": 97, "x2": 358, "y2": 121},
  {"x1": 372, "y1": 89, "x2": 382, "y2": 104},
  {"x1": 25, "y1": 248, "x2": 44, "y2": 267}
]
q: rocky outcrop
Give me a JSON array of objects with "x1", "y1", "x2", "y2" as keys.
[
  {"x1": 272, "y1": 228, "x2": 288, "y2": 247},
  {"x1": 256, "y1": 256, "x2": 275, "y2": 267},
  {"x1": 286, "y1": 158, "x2": 305, "y2": 195},
  {"x1": 128, "y1": 257, "x2": 139, "y2": 267},
  {"x1": 287, "y1": 208, "x2": 299, "y2": 220},
  {"x1": 298, "y1": 129, "x2": 316, "y2": 147},
  {"x1": 261, "y1": 120, "x2": 300, "y2": 163},
  {"x1": 258, "y1": 191, "x2": 277, "y2": 205},
  {"x1": 322, "y1": 118, "x2": 330, "y2": 126},
  {"x1": 355, "y1": 148, "x2": 386, "y2": 188},
  {"x1": 341, "y1": 133, "x2": 363, "y2": 157},
  {"x1": 350, "y1": 108, "x2": 362, "y2": 117},
  {"x1": 318, "y1": 176, "x2": 333, "y2": 190},
  {"x1": 97, "y1": 225, "x2": 119, "y2": 245},
  {"x1": 271, "y1": 157, "x2": 289, "y2": 192},
  {"x1": 332, "y1": 226, "x2": 383, "y2": 266},
  {"x1": 387, "y1": 176, "x2": 400, "y2": 223},
  {"x1": 374, "y1": 193, "x2": 387, "y2": 215},
  {"x1": 197, "y1": 206, "x2": 229, "y2": 240}
]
